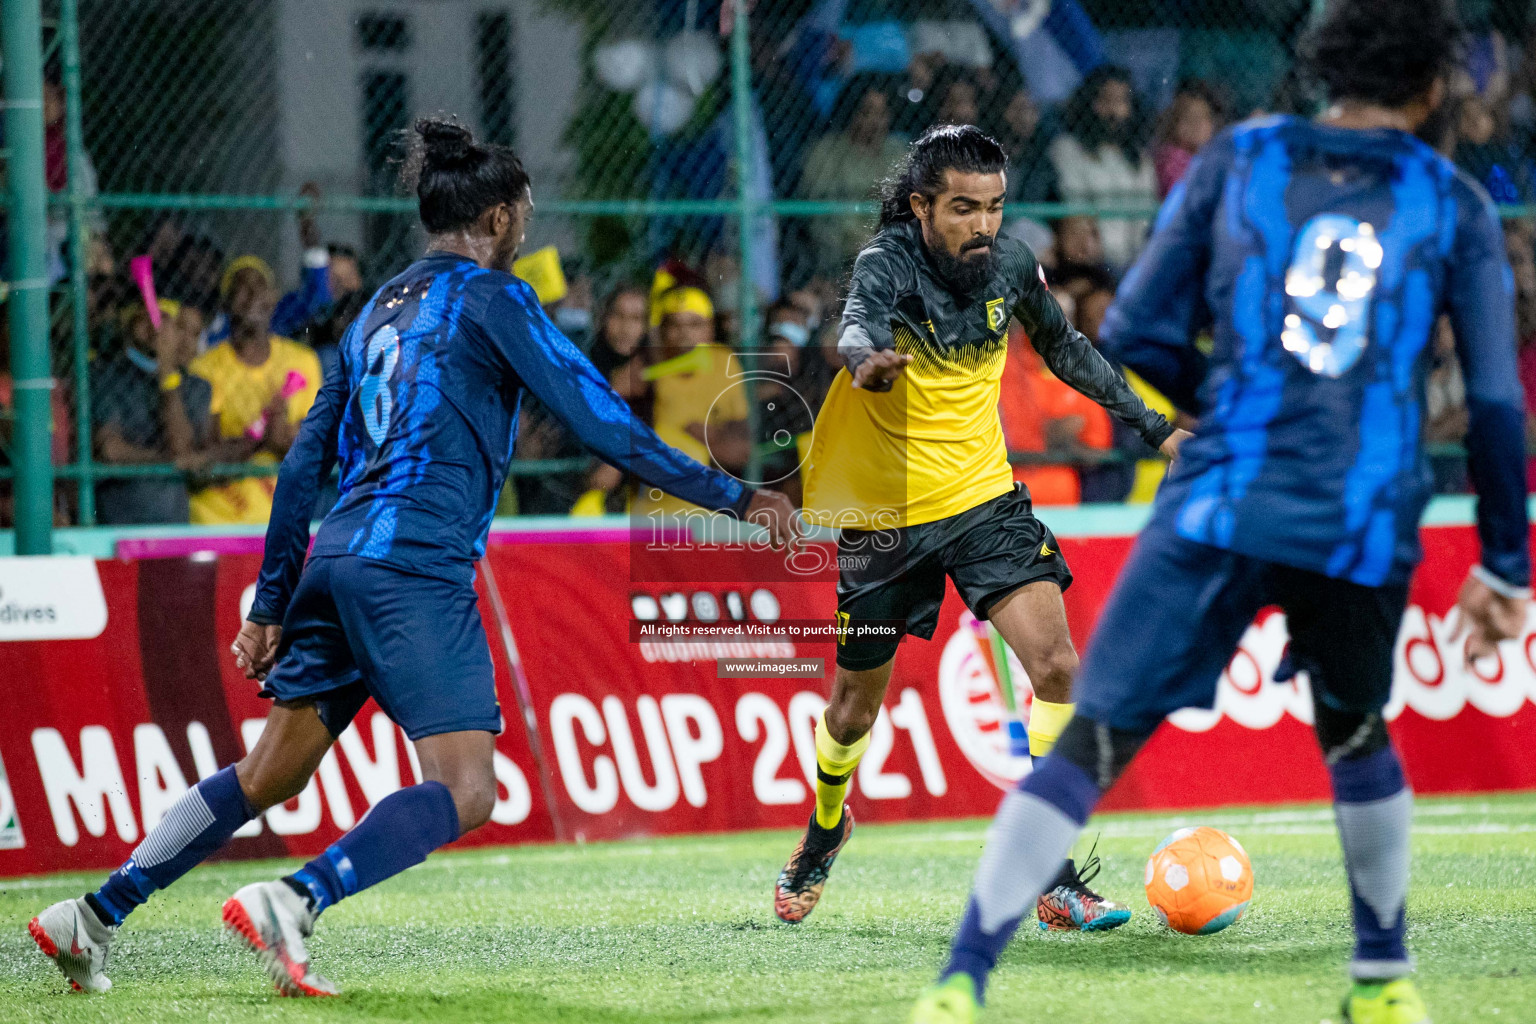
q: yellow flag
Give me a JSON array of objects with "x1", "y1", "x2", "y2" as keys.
[{"x1": 513, "y1": 246, "x2": 568, "y2": 306}]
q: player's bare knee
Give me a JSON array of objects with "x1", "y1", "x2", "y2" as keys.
[
  {"x1": 826, "y1": 704, "x2": 876, "y2": 744},
  {"x1": 826, "y1": 660, "x2": 893, "y2": 742},
  {"x1": 443, "y1": 770, "x2": 496, "y2": 833},
  {"x1": 1023, "y1": 644, "x2": 1079, "y2": 704}
]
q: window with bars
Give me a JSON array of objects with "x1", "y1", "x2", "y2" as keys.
[
  {"x1": 355, "y1": 12, "x2": 411, "y2": 52},
  {"x1": 360, "y1": 68, "x2": 413, "y2": 272},
  {"x1": 475, "y1": 11, "x2": 516, "y2": 147}
]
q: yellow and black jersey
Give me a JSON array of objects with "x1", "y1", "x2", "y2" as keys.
[{"x1": 803, "y1": 219, "x2": 1172, "y2": 529}]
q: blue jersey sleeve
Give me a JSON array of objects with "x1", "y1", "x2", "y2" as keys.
[
  {"x1": 248, "y1": 339, "x2": 350, "y2": 624},
  {"x1": 1445, "y1": 176, "x2": 1531, "y2": 587},
  {"x1": 482, "y1": 281, "x2": 752, "y2": 517},
  {"x1": 1100, "y1": 133, "x2": 1229, "y2": 413}
]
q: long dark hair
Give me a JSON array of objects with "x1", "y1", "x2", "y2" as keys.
[
  {"x1": 400, "y1": 117, "x2": 530, "y2": 234},
  {"x1": 589, "y1": 284, "x2": 650, "y2": 376},
  {"x1": 877, "y1": 124, "x2": 1007, "y2": 229},
  {"x1": 1061, "y1": 66, "x2": 1146, "y2": 164}
]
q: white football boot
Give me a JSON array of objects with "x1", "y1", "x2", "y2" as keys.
[
  {"x1": 222, "y1": 880, "x2": 337, "y2": 996},
  {"x1": 29, "y1": 897, "x2": 116, "y2": 993}
]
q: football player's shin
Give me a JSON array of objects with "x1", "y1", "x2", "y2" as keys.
[
  {"x1": 287, "y1": 781, "x2": 460, "y2": 913},
  {"x1": 1322, "y1": 720, "x2": 1413, "y2": 979},
  {"x1": 944, "y1": 753, "x2": 1100, "y2": 1000},
  {"x1": 814, "y1": 709, "x2": 869, "y2": 830},
  {"x1": 88, "y1": 765, "x2": 256, "y2": 926},
  {"x1": 1026, "y1": 698, "x2": 1075, "y2": 760}
]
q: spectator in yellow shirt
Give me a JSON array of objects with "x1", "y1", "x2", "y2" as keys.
[
  {"x1": 634, "y1": 286, "x2": 748, "y2": 518},
  {"x1": 188, "y1": 256, "x2": 321, "y2": 524}
]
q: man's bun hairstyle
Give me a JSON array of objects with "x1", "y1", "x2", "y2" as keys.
[
  {"x1": 1301, "y1": 0, "x2": 1461, "y2": 109},
  {"x1": 878, "y1": 124, "x2": 1006, "y2": 229},
  {"x1": 402, "y1": 116, "x2": 530, "y2": 234}
]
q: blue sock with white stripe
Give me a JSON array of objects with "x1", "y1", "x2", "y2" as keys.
[
  {"x1": 88, "y1": 765, "x2": 256, "y2": 926},
  {"x1": 1330, "y1": 745, "x2": 1413, "y2": 980},
  {"x1": 943, "y1": 752, "x2": 1101, "y2": 1002},
  {"x1": 287, "y1": 781, "x2": 460, "y2": 915}
]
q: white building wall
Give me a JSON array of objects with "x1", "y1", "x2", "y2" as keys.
[{"x1": 274, "y1": 0, "x2": 583, "y2": 273}]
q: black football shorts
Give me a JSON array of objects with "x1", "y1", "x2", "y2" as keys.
[{"x1": 833, "y1": 483, "x2": 1072, "y2": 671}]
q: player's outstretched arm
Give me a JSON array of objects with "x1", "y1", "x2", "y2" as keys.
[
  {"x1": 485, "y1": 282, "x2": 802, "y2": 549},
  {"x1": 1016, "y1": 256, "x2": 1174, "y2": 452},
  {"x1": 1445, "y1": 175, "x2": 1532, "y2": 653},
  {"x1": 246, "y1": 348, "x2": 350, "y2": 629}
]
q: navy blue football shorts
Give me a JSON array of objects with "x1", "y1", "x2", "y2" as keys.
[
  {"x1": 1074, "y1": 518, "x2": 1409, "y2": 735},
  {"x1": 260, "y1": 554, "x2": 502, "y2": 741}
]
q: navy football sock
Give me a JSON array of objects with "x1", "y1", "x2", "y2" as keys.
[
  {"x1": 91, "y1": 765, "x2": 256, "y2": 926},
  {"x1": 1330, "y1": 745, "x2": 1413, "y2": 980},
  {"x1": 942, "y1": 753, "x2": 1101, "y2": 1001},
  {"x1": 288, "y1": 781, "x2": 460, "y2": 914}
]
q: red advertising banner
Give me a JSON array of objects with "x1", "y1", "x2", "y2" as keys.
[
  {"x1": 1, "y1": 522, "x2": 1533, "y2": 875},
  {"x1": 0, "y1": 555, "x2": 552, "y2": 877},
  {"x1": 489, "y1": 526, "x2": 1536, "y2": 842}
]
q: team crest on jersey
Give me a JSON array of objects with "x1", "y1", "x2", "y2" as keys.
[{"x1": 985, "y1": 298, "x2": 1007, "y2": 333}]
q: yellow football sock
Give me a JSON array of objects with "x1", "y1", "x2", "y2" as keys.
[
  {"x1": 1027, "y1": 699, "x2": 1076, "y2": 758},
  {"x1": 814, "y1": 710, "x2": 870, "y2": 829}
]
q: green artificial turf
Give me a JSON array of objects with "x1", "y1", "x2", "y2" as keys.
[{"x1": 1, "y1": 793, "x2": 1533, "y2": 1023}]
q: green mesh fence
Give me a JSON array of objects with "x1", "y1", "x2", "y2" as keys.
[{"x1": 1, "y1": 0, "x2": 1528, "y2": 526}]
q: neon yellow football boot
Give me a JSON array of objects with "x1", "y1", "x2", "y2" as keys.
[
  {"x1": 1342, "y1": 978, "x2": 1431, "y2": 1024},
  {"x1": 909, "y1": 973, "x2": 978, "y2": 1024}
]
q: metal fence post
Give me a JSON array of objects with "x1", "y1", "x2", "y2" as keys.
[
  {"x1": 2, "y1": 0, "x2": 56, "y2": 553},
  {"x1": 61, "y1": 0, "x2": 93, "y2": 526},
  {"x1": 729, "y1": 0, "x2": 763, "y2": 485}
]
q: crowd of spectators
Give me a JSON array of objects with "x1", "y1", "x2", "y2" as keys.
[
  {"x1": 0, "y1": 180, "x2": 360, "y2": 528},
  {"x1": 517, "y1": 3, "x2": 1536, "y2": 517},
  {"x1": 15, "y1": 6, "x2": 1536, "y2": 527}
]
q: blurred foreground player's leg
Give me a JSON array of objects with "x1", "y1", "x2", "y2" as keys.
[{"x1": 1274, "y1": 566, "x2": 1453, "y2": 1024}]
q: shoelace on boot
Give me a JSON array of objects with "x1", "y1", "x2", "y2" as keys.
[
  {"x1": 1062, "y1": 835, "x2": 1107, "y2": 899},
  {"x1": 786, "y1": 820, "x2": 845, "y2": 890}
]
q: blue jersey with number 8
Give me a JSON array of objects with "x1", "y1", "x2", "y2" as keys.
[
  {"x1": 248, "y1": 251, "x2": 750, "y2": 623},
  {"x1": 1102, "y1": 115, "x2": 1529, "y2": 588}
]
